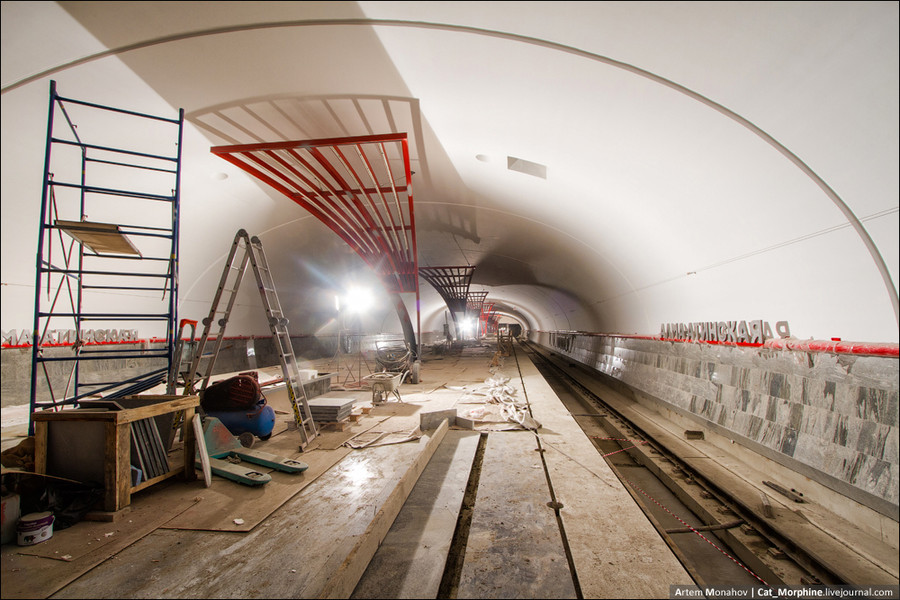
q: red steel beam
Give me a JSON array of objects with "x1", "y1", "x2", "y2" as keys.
[{"x1": 212, "y1": 133, "x2": 421, "y2": 355}]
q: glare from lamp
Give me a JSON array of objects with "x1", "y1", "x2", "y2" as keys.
[
  {"x1": 343, "y1": 286, "x2": 372, "y2": 314},
  {"x1": 460, "y1": 317, "x2": 476, "y2": 335}
]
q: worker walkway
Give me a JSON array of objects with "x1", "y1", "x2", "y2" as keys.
[{"x1": 1, "y1": 342, "x2": 692, "y2": 598}]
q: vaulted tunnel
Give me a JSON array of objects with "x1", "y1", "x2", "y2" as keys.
[{"x1": 1, "y1": 2, "x2": 897, "y2": 597}]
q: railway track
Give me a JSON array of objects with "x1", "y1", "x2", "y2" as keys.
[{"x1": 518, "y1": 340, "x2": 853, "y2": 591}]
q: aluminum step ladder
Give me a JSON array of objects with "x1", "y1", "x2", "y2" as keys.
[{"x1": 183, "y1": 229, "x2": 319, "y2": 449}]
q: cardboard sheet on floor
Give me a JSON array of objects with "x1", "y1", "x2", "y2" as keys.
[
  {"x1": 14, "y1": 481, "x2": 200, "y2": 562},
  {"x1": 3, "y1": 482, "x2": 202, "y2": 600},
  {"x1": 161, "y1": 447, "x2": 354, "y2": 532},
  {"x1": 161, "y1": 426, "x2": 352, "y2": 532},
  {"x1": 161, "y1": 404, "x2": 421, "y2": 531}
]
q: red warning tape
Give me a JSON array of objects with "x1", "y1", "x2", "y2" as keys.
[
  {"x1": 622, "y1": 476, "x2": 771, "y2": 588},
  {"x1": 602, "y1": 443, "x2": 649, "y2": 457}
]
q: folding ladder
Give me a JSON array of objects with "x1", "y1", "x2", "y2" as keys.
[{"x1": 184, "y1": 229, "x2": 318, "y2": 448}]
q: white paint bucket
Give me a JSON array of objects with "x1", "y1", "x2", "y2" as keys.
[{"x1": 16, "y1": 512, "x2": 54, "y2": 546}]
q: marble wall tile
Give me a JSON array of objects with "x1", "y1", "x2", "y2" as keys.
[
  {"x1": 536, "y1": 332, "x2": 898, "y2": 508},
  {"x1": 885, "y1": 427, "x2": 899, "y2": 465},
  {"x1": 768, "y1": 372, "x2": 791, "y2": 400},
  {"x1": 787, "y1": 400, "x2": 804, "y2": 431},
  {"x1": 857, "y1": 387, "x2": 899, "y2": 427},
  {"x1": 765, "y1": 396, "x2": 779, "y2": 422},
  {"x1": 781, "y1": 427, "x2": 799, "y2": 457},
  {"x1": 823, "y1": 380, "x2": 837, "y2": 411},
  {"x1": 793, "y1": 434, "x2": 830, "y2": 471}
]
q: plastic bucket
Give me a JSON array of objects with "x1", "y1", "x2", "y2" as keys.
[{"x1": 16, "y1": 512, "x2": 54, "y2": 546}]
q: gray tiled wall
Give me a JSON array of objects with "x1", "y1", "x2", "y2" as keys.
[{"x1": 532, "y1": 332, "x2": 899, "y2": 514}]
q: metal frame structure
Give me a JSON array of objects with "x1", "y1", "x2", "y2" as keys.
[
  {"x1": 29, "y1": 81, "x2": 183, "y2": 433},
  {"x1": 181, "y1": 229, "x2": 320, "y2": 448},
  {"x1": 480, "y1": 302, "x2": 498, "y2": 336},
  {"x1": 211, "y1": 133, "x2": 420, "y2": 357},
  {"x1": 419, "y1": 266, "x2": 475, "y2": 336},
  {"x1": 466, "y1": 291, "x2": 488, "y2": 321}
]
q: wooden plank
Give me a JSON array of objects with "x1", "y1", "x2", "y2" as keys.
[
  {"x1": 33, "y1": 410, "x2": 118, "y2": 423},
  {"x1": 46, "y1": 422, "x2": 453, "y2": 598},
  {"x1": 353, "y1": 429, "x2": 481, "y2": 599},
  {"x1": 161, "y1": 445, "x2": 354, "y2": 532},
  {"x1": 130, "y1": 466, "x2": 181, "y2": 493},
  {"x1": 33, "y1": 420, "x2": 48, "y2": 475},
  {"x1": 114, "y1": 422, "x2": 131, "y2": 511},
  {"x1": 30, "y1": 396, "x2": 200, "y2": 425},
  {"x1": 316, "y1": 418, "x2": 449, "y2": 599},
  {"x1": 116, "y1": 396, "x2": 200, "y2": 424},
  {"x1": 101, "y1": 421, "x2": 118, "y2": 512}
]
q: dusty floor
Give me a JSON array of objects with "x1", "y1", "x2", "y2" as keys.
[{"x1": 2, "y1": 342, "x2": 896, "y2": 598}]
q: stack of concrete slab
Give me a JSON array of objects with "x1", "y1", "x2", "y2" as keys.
[{"x1": 304, "y1": 396, "x2": 355, "y2": 423}]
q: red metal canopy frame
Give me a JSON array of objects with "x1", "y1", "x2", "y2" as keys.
[
  {"x1": 466, "y1": 291, "x2": 488, "y2": 319},
  {"x1": 480, "y1": 302, "x2": 498, "y2": 336},
  {"x1": 466, "y1": 291, "x2": 489, "y2": 337},
  {"x1": 211, "y1": 133, "x2": 420, "y2": 356},
  {"x1": 419, "y1": 266, "x2": 475, "y2": 320}
]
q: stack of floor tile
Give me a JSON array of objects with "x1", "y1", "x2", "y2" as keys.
[{"x1": 303, "y1": 396, "x2": 355, "y2": 423}]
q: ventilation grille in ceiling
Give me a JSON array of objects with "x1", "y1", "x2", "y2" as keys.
[{"x1": 507, "y1": 156, "x2": 547, "y2": 179}]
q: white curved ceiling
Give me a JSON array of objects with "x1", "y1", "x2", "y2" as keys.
[{"x1": 1, "y1": 1, "x2": 897, "y2": 343}]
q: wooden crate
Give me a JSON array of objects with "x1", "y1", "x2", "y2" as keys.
[{"x1": 33, "y1": 395, "x2": 200, "y2": 513}]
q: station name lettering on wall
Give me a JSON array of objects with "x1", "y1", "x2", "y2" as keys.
[
  {"x1": 1, "y1": 328, "x2": 141, "y2": 347},
  {"x1": 659, "y1": 320, "x2": 790, "y2": 344}
]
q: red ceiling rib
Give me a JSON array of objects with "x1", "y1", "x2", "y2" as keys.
[
  {"x1": 480, "y1": 302, "x2": 498, "y2": 335},
  {"x1": 211, "y1": 133, "x2": 418, "y2": 294}
]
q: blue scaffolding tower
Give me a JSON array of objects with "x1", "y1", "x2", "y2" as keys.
[{"x1": 29, "y1": 81, "x2": 184, "y2": 434}]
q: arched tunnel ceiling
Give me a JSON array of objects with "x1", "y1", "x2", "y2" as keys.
[{"x1": 1, "y1": 1, "x2": 897, "y2": 343}]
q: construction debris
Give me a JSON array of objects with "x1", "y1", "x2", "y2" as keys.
[
  {"x1": 344, "y1": 429, "x2": 422, "y2": 449},
  {"x1": 455, "y1": 375, "x2": 541, "y2": 431}
]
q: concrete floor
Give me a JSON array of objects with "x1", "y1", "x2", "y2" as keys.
[{"x1": 2, "y1": 342, "x2": 895, "y2": 598}]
